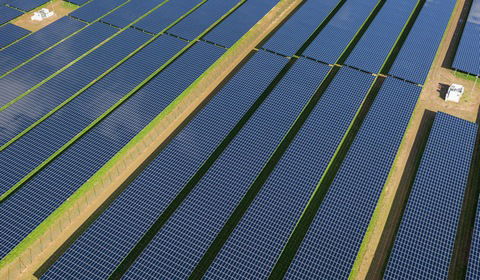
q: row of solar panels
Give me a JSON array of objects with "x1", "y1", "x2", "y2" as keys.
[
  {"x1": 0, "y1": 0, "x2": 279, "y2": 263},
  {"x1": 452, "y1": 0, "x2": 480, "y2": 76},
  {"x1": 0, "y1": 0, "x2": 52, "y2": 25},
  {"x1": 34, "y1": 0, "x2": 454, "y2": 278}
]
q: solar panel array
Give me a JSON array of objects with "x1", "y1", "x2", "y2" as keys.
[
  {"x1": 203, "y1": 0, "x2": 278, "y2": 47},
  {"x1": 42, "y1": 51, "x2": 287, "y2": 280},
  {"x1": 204, "y1": 68, "x2": 374, "y2": 279},
  {"x1": 0, "y1": 28, "x2": 152, "y2": 189},
  {"x1": 302, "y1": 0, "x2": 377, "y2": 64},
  {"x1": 0, "y1": 42, "x2": 224, "y2": 260},
  {"x1": 65, "y1": 0, "x2": 89, "y2": 5},
  {"x1": 0, "y1": 5, "x2": 22, "y2": 24},
  {"x1": 467, "y1": 200, "x2": 480, "y2": 280},
  {"x1": 452, "y1": 0, "x2": 480, "y2": 76},
  {"x1": 344, "y1": 0, "x2": 417, "y2": 73},
  {"x1": 0, "y1": 17, "x2": 85, "y2": 75},
  {"x1": 70, "y1": 0, "x2": 127, "y2": 22},
  {"x1": 0, "y1": 23, "x2": 30, "y2": 48},
  {"x1": 0, "y1": 22, "x2": 116, "y2": 107},
  {"x1": 123, "y1": 58, "x2": 330, "y2": 279},
  {"x1": 389, "y1": 0, "x2": 456, "y2": 84},
  {"x1": 384, "y1": 112, "x2": 477, "y2": 279},
  {"x1": 7, "y1": 0, "x2": 49, "y2": 11},
  {"x1": 262, "y1": 0, "x2": 339, "y2": 57},
  {"x1": 284, "y1": 78, "x2": 420, "y2": 279},
  {"x1": 100, "y1": 0, "x2": 166, "y2": 28}
]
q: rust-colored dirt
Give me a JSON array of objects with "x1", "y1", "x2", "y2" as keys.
[{"x1": 12, "y1": 0, "x2": 78, "y2": 32}]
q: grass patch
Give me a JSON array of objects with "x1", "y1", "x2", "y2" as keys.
[{"x1": 454, "y1": 70, "x2": 479, "y2": 83}]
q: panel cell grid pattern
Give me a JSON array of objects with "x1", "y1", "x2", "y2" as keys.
[
  {"x1": 203, "y1": 0, "x2": 278, "y2": 47},
  {"x1": 284, "y1": 77, "x2": 420, "y2": 279},
  {"x1": 124, "y1": 59, "x2": 330, "y2": 279},
  {"x1": 452, "y1": 0, "x2": 480, "y2": 76},
  {"x1": 389, "y1": 0, "x2": 456, "y2": 84},
  {"x1": 0, "y1": 28, "x2": 152, "y2": 191},
  {"x1": 302, "y1": 0, "x2": 377, "y2": 65},
  {"x1": 7, "y1": 0, "x2": 49, "y2": 11},
  {"x1": 0, "y1": 22, "x2": 116, "y2": 108},
  {"x1": 0, "y1": 23, "x2": 30, "y2": 48},
  {"x1": 0, "y1": 6, "x2": 22, "y2": 24},
  {"x1": 0, "y1": 42, "x2": 224, "y2": 261},
  {"x1": 204, "y1": 68, "x2": 374, "y2": 279},
  {"x1": 262, "y1": 0, "x2": 338, "y2": 57},
  {"x1": 168, "y1": 0, "x2": 238, "y2": 41},
  {"x1": 467, "y1": 199, "x2": 480, "y2": 279},
  {"x1": 132, "y1": 0, "x2": 201, "y2": 34},
  {"x1": 384, "y1": 113, "x2": 477, "y2": 280},
  {"x1": 41, "y1": 51, "x2": 286, "y2": 280},
  {"x1": 0, "y1": 17, "x2": 85, "y2": 76},
  {"x1": 70, "y1": 0, "x2": 127, "y2": 22},
  {"x1": 344, "y1": 0, "x2": 417, "y2": 74},
  {"x1": 100, "y1": 0, "x2": 166, "y2": 28}
]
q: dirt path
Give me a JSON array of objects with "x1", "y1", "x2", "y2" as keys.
[
  {"x1": 12, "y1": 0, "x2": 78, "y2": 32},
  {"x1": 354, "y1": 0, "x2": 480, "y2": 278}
]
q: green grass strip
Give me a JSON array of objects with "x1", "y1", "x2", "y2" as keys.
[
  {"x1": 0, "y1": 0, "x2": 173, "y2": 112},
  {"x1": 0, "y1": 0, "x2": 207, "y2": 151},
  {"x1": 0, "y1": 0, "x2": 84, "y2": 51},
  {"x1": 454, "y1": 70, "x2": 479, "y2": 82},
  {"x1": 0, "y1": 0, "x2": 129, "y2": 77},
  {"x1": 0, "y1": 0, "x2": 246, "y2": 269}
]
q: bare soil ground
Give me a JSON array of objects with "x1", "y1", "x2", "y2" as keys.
[
  {"x1": 12, "y1": 0, "x2": 78, "y2": 32},
  {"x1": 354, "y1": 0, "x2": 480, "y2": 278}
]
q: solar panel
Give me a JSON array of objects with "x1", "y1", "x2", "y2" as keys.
[
  {"x1": 70, "y1": 0, "x2": 127, "y2": 22},
  {"x1": 0, "y1": 17, "x2": 85, "y2": 75},
  {"x1": 0, "y1": 42, "x2": 224, "y2": 261},
  {"x1": 384, "y1": 113, "x2": 477, "y2": 279},
  {"x1": 7, "y1": 0, "x2": 49, "y2": 11},
  {"x1": 0, "y1": 22, "x2": 116, "y2": 108},
  {"x1": 100, "y1": 0, "x2": 166, "y2": 28},
  {"x1": 302, "y1": 0, "x2": 377, "y2": 64},
  {"x1": 168, "y1": 0, "x2": 239, "y2": 41},
  {"x1": 0, "y1": 6, "x2": 22, "y2": 24},
  {"x1": 65, "y1": 0, "x2": 89, "y2": 5},
  {"x1": 41, "y1": 51, "x2": 287, "y2": 280},
  {"x1": 0, "y1": 29, "x2": 152, "y2": 189},
  {"x1": 204, "y1": 67, "x2": 374, "y2": 279},
  {"x1": 132, "y1": 0, "x2": 202, "y2": 34},
  {"x1": 203, "y1": 0, "x2": 278, "y2": 47},
  {"x1": 123, "y1": 58, "x2": 330, "y2": 279},
  {"x1": 344, "y1": 0, "x2": 417, "y2": 74},
  {"x1": 467, "y1": 199, "x2": 480, "y2": 280},
  {"x1": 452, "y1": 0, "x2": 480, "y2": 76},
  {"x1": 0, "y1": 23, "x2": 30, "y2": 48},
  {"x1": 261, "y1": 0, "x2": 339, "y2": 57},
  {"x1": 389, "y1": 0, "x2": 456, "y2": 84},
  {"x1": 284, "y1": 77, "x2": 420, "y2": 279}
]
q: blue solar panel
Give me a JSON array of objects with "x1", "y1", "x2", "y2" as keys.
[
  {"x1": 0, "y1": 23, "x2": 30, "y2": 48},
  {"x1": 0, "y1": 42, "x2": 224, "y2": 261},
  {"x1": 133, "y1": 0, "x2": 202, "y2": 34},
  {"x1": 344, "y1": 0, "x2": 417, "y2": 74},
  {"x1": 389, "y1": 0, "x2": 456, "y2": 84},
  {"x1": 65, "y1": 0, "x2": 89, "y2": 5},
  {"x1": 70, "y1": 0, "x2": 126, "y2": 22},
  {"x1": 384, "y1": 112, "x2": 477, "y2": 279},
  {"x1": 123, "y1": 58, "x2": 330, "y2": 279},
  {"x1": 285, "y1": 77, "x2": 420, "y2": 279},
  {"x1": 262, "y1": 0, "x2": 338, "y2": 57},
  {"x1": 203, "y1": 0, "x2": 278, "y2": 47},
  {"x1": 0, "y1": 17, "x2": 85, "y2": 75},
  {"x1": 467, "y1": 199, "x2": 480, "y2": 279},
  {"x1": 0, "y1": 22, "x2": 116, "y2": 108},
  {"x1": 41, "y1": 51, "x2": 286, "y2": 280},
  {"x1": 452, "y1": 0, "x2": 480, "y2": 76},
  {"x1": 168, "y1": 0, "x2": 239, "y2": 41},
  {"x1": 0, "y1": 29, "x2": 153, "y2": 190},
  {"x1": 204, "y1": 67, "x2": 374, "y2": 279},
  {"x1": 0, "y1": 6, "x2": 22, "y2": 24},
  {"x1": 100, "y1": 0, "x2": 166, "y2": 28},
  {"x1": 7, "y1": 0, "x2": 49, "y2": 11},
  {"x1": 302, "y1": 0, "x2": 377, "y2": 64}
]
